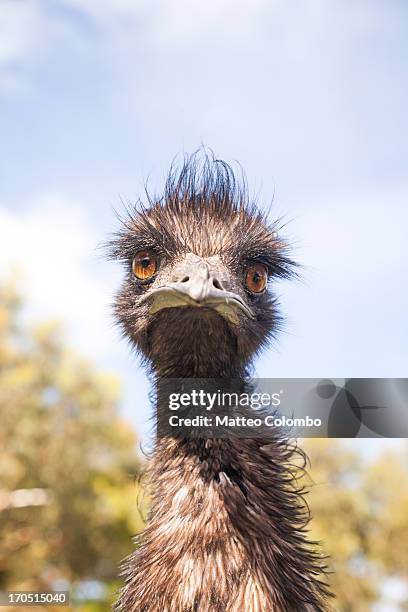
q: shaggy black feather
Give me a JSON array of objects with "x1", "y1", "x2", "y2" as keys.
[{"x1": 107, "y1": 151, "x2": 332, "y2": 612}]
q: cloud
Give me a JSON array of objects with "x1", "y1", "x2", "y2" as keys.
[
  {"x1": 0, "y1": 195, "x2": 154, "y2": 440},
  {"x1": 61, "y1": 0, "x2": 269, "y2": 39},
  {"x1": 67, "y1": 0, "x2": 144, "y2": 20},
  {"x1": 0, "y1": 1, "x2": 42, "y2": 63},
  {"x1": 148, "y1": 0, "x2": 270, "y2": 43},
  {"x1": 0, "y1": 0, "x2": 46, "y2": 91},
  {"x1": 0, "y1": 194, "x2": 120, "y2": 364}
]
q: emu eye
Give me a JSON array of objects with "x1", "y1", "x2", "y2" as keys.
[
  {"x1": 132, "y1": 250, "x2": 158, "y2": 281},
  {"x1": 245, "y1": 263, "x2": 268, "y2": 294}
]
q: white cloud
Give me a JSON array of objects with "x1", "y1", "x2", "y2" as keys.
[
  {"x1": 0, "y1": 194, "x2": 120, "y2": 363},
  {"x1": 60, "y1": 0, "x2": 269, "y2": 38},
  {"x1": 67, "y1": 0, "x2": 144, "y2": 20},
  {"x1": 0, "y1": 0, "x2": 43, "y2": 63},
  {"x1": 0, "y1": 0, "x2": 49, "y2": 92},
  {"x1": 148, "y1": 0, "x2": 270, "y2": 43},
  {"x1": 0, "y1": 196, "x2": 154, "y2": 440}
]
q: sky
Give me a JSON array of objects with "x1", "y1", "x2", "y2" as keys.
[{"x1": 0, "y1": 0, "x2": 407, "y2": 462}]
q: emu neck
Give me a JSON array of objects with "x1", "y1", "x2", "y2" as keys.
[
  {"x1": 117, "y1": 342, "x2": 329, "y2": 610},
  {"x1": 153, "y1": 362, "x2": 246, "y2": 380},
  {"x1": 119, "y1": 424, "x2": 327, "y2": 611},
  {"x1": 146, "y1": 310, "x2": 249, "y2": 379}
]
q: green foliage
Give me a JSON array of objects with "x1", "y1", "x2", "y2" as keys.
[
  {"x1": 0, "y1": 281, "x2": 146, "y2": 609},
  {"x1": 304, "y1": 439, "x2": 408, "y2": 611}
]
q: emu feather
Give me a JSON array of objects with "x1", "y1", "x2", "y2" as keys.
[{"x1": 108, "y1": 153, "x2": 331, "y2": 611}]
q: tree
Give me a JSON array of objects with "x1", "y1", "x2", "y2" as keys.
[
  {"x1": 303, "y1": 439, "x2": 408, "y2": 611},
  {"x1": 0, "y1": 281, "x2": 146, "y2": 610}
]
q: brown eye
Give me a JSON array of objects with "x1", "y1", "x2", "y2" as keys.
[
  {"x1": 245, "y1": 263, "x2": 268, "y2": 294},
  {"x1": 132, "y1": 250, "x2": 158, "y2": 280}
]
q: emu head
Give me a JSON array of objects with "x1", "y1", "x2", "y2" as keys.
[{"x1": 108, "y1": 155, "x2": 295, "y2": 377}]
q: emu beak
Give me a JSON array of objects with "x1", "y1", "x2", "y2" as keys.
[{"x1": 139, "y1": 259, "x2": 254, "y2": 324}]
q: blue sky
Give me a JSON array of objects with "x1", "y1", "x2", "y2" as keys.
[{"x1": 0, "y1": 0, "x2": 407, "y2": 456}]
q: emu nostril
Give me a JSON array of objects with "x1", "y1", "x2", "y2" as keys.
[
  {"x1": 180, "y1": 276, "x2": 190, "y2": 283},
  {"x1": 212, "y1": 278, "x2": 224, "y2": 290}
]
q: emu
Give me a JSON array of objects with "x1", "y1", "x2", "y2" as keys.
[{"x1": 108, "y1": 154, "x2": 330, "y2": 611}]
